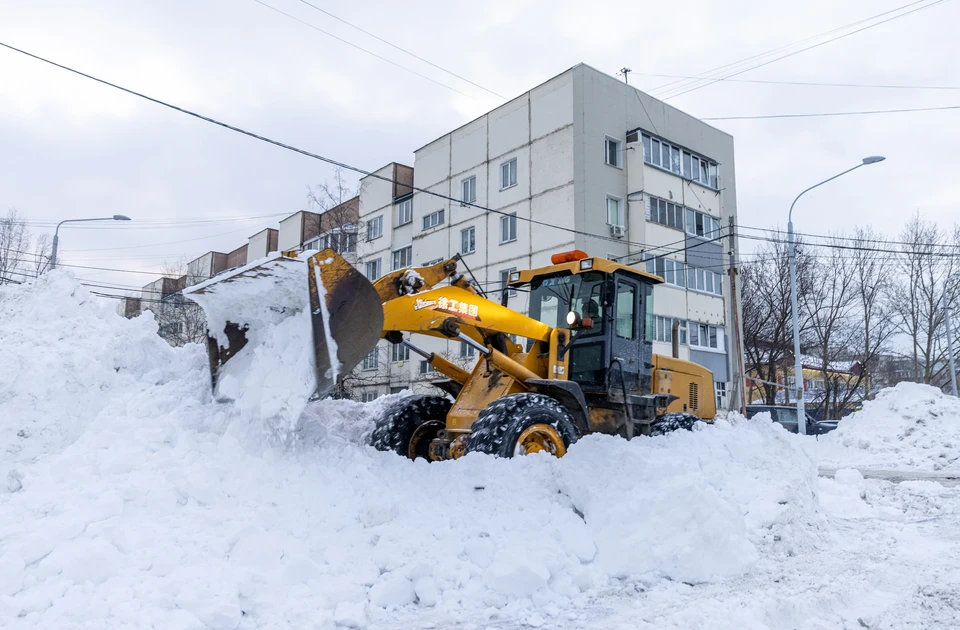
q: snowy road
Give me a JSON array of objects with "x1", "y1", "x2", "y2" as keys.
[
  {"x1": 383, "y1": 477, "x2": 960, "y2": 629},
  {"x1": 820, "y1": 467, "x2": 960, "y2": 487}
]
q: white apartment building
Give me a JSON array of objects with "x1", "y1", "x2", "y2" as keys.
[{"x1": 352, "y1": 63, "x2": 741, "y2": 408}]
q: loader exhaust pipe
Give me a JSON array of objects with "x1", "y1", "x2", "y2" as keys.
[{"x1": 671, "y1": 320, "x2": 680, "y2": 359}]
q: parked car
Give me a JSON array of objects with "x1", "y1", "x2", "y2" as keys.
[{"x1": 745, "y1": 405, "x2": 839, "y2": 436}]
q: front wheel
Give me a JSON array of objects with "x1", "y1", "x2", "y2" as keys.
[
  {"x1": 370, "y1": 395, "x2": 451, "y2": 460},
  {"x1": 466, "y1": 393, "x2": 579, "y2": 458}
]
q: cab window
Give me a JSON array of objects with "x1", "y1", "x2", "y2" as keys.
[{"x1": 615, "y1": 283, "x2": 636, "y2": 338}]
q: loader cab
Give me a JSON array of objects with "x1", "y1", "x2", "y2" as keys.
[{"x1": 521, "y1": 252, "x2": 661, "y2": 396}]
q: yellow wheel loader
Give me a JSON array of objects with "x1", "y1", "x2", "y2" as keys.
[{"x1": 185, "y1": 248, "x2": 715, "y2": 460}]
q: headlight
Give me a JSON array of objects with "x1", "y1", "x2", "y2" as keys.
[
  {"x1": 566, "y1": 311, "x2": 581, "y2": 326},
  {"x1": 509, "y1": 271, "x2": 521, "y2": 282},
  {"x1": 579, "y1": 258, "x2": 594, "y2": 270}
]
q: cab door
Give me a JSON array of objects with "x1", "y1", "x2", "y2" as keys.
[{"x1": 609, "y1": 276, "x2": 641, "y2": 392}]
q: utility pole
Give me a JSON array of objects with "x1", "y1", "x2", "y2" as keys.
[
  {"x1": 946, "y1": 273, "x2": 959, "y2": 396},
  {"x1": 618, "y1": 67, "x2": 632, "y2": 84},
  {"x1": 727, "y1": 215, "x2": 747, "y2": 415}
]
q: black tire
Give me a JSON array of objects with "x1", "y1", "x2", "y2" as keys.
[
  {"x1": 651, "y1": 412, "x2": 701, "y2": 436},
  {"x1": 466, "y1": 393, "x2": 579, "y2": 458},
  {"x1": 370, "y1": 395, "x2": 451, "y2": 460}
]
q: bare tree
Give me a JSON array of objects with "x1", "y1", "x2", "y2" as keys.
[
  {"x1": 850, "y1": 226, "x2": 896, "y2": 396},
  {"x1": 0, "y1": 209, "x2": 31, "y2": 284},
  {"x1": 32, "y1": 233, "x2": 52, "y2": 276},
  {"x1": 304, "y1": 169, "x2": 360, "y2": 255},
  {"x1": 888, "y1": 214, "x2": 958, "y2": 387},
  {"x1": 740, "y1": 235, "x2": 814, "y2": 404},
  {"x1": 801, "y1": 235, "x2": 865, "y2": 419}
]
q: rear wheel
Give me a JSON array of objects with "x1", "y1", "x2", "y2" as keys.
[
  {"x1": 466, "y1": 393, "x2": 579, "y2": 458},
  {"x1": 370, "y1": 395, "x2": 451, "y2": 460},
  {"x1": 651, "y1": 412, "x2": 700, "y2": 436}
]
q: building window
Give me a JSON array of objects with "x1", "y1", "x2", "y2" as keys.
[
  {"x1": 366, "y1": 216, "x2": 383, "y2": 241},
  {"x1": 365, "y1": 258, "x2": 382, "y2": 281},
  {"x1": 391, "y1": 343, "x2": 409, "y2": 362},
  {"x1": 312, "y1": 227, "x2": 357, "y2": 254},
  {"x1": 689, "y1": 323, "x2": 721, "y2": 350},
  {"x1": 460, "y1": 341, "x2": 476, "y2": 358},
  {"x1": 461, "y1": 176, "x2": 477, "y2": 204},
  {"x1": 715, "y1": 382, "x2": 727, "y2": 409},
  {"x1": 499, "y1": 213, "x2": 517, "y2": 244},
  {"x1": 641, "y1": 132, "x2": 719, "y2": 189},
  {"x1": 606, "y1": 195, "x2": 623, "y2": 228},
  {"x1": 500, "y1": 268, "x2": 518, "y2": 297},
  {"x1": 461, "y1": 226, "x2": 476, "y2": 255},
  {"x1": 422, "y1": 258, "x2": 443, "y2": 266},
  {"x1": 362, "y1": 349, "x2": 379, "y2": 370},
  {"x1": 500, "y1": 158, "x2": 518, "y2": 190},
  {"x1": 648, "y1": 196, "x2": 684, "y2": 231},
  {"x1": 644, "y1": 255, "x2": 685, "y2": 288},
  {"x1": 686, "y1": 265, "x2": 723, "y2": 296},
  {"x1": 392, "y1": 246, "x2": 412, "y2": 270},
  {"x1": 419, "y1": 360, "x2": 437, "y2": 374},
  {"x1": 396, "y1": 198, "x2": 413, "y2": 226},
  {"x1": 653, "y1": 315, "x2": 687, "y2": 344},
  {"x1": 604, "y1": 136, "x2": 622, "y2": 168},
  {"x1": 362, "y1": 392, "x2": 378, "y2": 403},
  {"x1": 422, "y1": 209, "x2": 445, "y2": 230},
  {"x1": 685, "y1": 208, "x2": 722, "y2": 239}
]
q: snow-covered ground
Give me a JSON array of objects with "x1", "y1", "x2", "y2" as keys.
[{"x1": 3, "y1": 273, "x2": 960, "y2": 629}]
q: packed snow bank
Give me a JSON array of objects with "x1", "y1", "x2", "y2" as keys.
[
  {"x1": 818, "y1": 382, "x2": 960, "y2": 473},
  {"x1": 0, "y1": 272, "x2": 208, "y2": 467},
  {"x1": 0, "y1": 275, "x2": 826, "y2": 629}
]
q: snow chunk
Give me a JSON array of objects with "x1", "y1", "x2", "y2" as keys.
[
  {"x1": 333, "y1": 601, "x2": 368, "y2": 628},
  {"x1": 369, "y1": 574, "x2": 417, "y2": 607}
]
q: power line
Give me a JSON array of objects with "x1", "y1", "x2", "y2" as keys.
[
  {"x1": 251, "y1": 0, "x2": 474, "y2": 100},
  {"x1": 0, "y1": 40, "x2": 678, "y2": 253},
  {"x1": 295, "y1": 0, "x2": 505, "y2": 100},
  {"x1": 739, "y1": 224, "x2": 960, "y2": 250},
  {"x1": 647, "y1": 0, "x2": 933, "y2": 97},
  {"x1": 656, "y1": 0, "x2": 949, "y2": 101},
  {"x1": 739, "y1": 232, "x2": 960, "y2": 258},
  {"x1": 703, "y1": 103, "x2": 960, "y2": 121},
  {"x1": 22, "y1": 212, "x2": 288, "y2": 228},
  {"x1": 636, "y1": 72, "x2": 960, "y2": 92}
]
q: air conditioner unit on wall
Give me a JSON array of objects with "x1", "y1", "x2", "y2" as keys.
[{"x1": 610, "y1": 225, "x2": 626, "y2": 238}]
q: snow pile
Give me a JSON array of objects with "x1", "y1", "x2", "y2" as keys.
[
  {"x1": 818, "y1": 382, "x2": 960, "y2": 473},
  {"x1": 185, "y1": 254, "x2": 318, "y2": 433},
  {"x1": 0, "y1": 272, "x2": 208, "y2": 467},
  {"x1": 0, "y1": 274, "x2": 826, "y2": 629},
  {"x1": 560, "y1": 419, "x2": 823, "y2": 583}
]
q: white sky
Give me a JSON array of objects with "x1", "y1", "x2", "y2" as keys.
[{"x1": 2, "y1": 0, "x2": 958, "y2": 293}]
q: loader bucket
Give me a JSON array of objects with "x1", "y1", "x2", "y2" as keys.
[
  {"x1": 183, "y1": 250, "x2": 384, "y2": 402},
  {"x1": 307, "y1": 252, "x2": 384, "y2": 395}
]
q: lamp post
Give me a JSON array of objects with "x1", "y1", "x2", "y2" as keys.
[
  {"x1": 946, "y1": 273, "x2": 959, "y2": 397},
  {"x1": 50, "y1": 215, "x2": 131, "y2": 270},
  {"x1": 788, "y1": 156, "x2": 885, "y2": 434}
]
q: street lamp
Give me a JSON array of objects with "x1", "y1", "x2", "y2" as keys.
[
  {"x1": 50, "y1": 215, "x2": 131, "y2": 270},
  {"x1": 946, "y1": 273, "x2": 959, "y2": 397},
  {"x1": 788, "y1": 156, "x2": 885, "y2": 434}
]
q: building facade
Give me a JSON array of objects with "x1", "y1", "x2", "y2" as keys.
[
  {"x1": 352, "y1": 64, "x2": 741, "y2": 408},
  {"x1": 119, "y1": 64, "x2": 742, "y2": 409}
]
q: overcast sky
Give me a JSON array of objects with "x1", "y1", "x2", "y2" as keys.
[{"x1": 2, "y1": 0, "x2": 958, "y2": 293}]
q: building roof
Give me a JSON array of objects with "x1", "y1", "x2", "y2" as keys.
[{"x1": 413, "y1": 62, "x2": 732, "y2": 154}]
